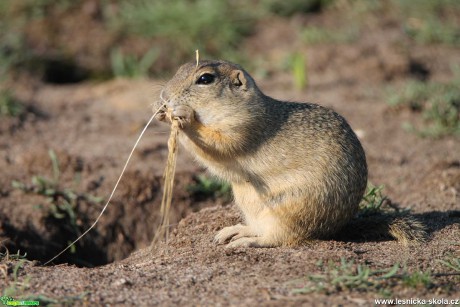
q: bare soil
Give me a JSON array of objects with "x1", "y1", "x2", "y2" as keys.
[{"x1": 1, "y1": 8, "x2": 459, "y2": 307}]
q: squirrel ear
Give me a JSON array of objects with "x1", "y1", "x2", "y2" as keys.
[{"x1": 231, "y1": 70, "x2": 248, "y2": 90}]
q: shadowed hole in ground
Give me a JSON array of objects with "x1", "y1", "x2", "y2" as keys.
[
  {"x1": 41, "y1": 58, "x2": 90, "y2": 84},
  {"x1": 408, "y1": 59, "x2": 431, "y2": 81},
  {"x1": 1, "y1": 170, "x2": 228, "y2": 267}
]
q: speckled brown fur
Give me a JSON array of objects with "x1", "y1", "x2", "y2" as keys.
[{"x1": 156, "y1": 60, "x2": 423, "y2": 247}]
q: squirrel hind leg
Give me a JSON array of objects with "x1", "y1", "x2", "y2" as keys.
[
  {"x1": 225, "y1": 236, "x2": 275, "y2": 248},
  {"x1": 213, "y1": 224, "x2": 276, "y2": 248},
  {"x1": 223, "y1": 211, "x2": 293, "y2": 248},
  {"x1": 214, "y1": 209, "x2": 291, "y2": 248},
  {"x1": 214, "y1": 223, "x2": 256, "y2": 244}
]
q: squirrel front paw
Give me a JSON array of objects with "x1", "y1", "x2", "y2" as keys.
[
  {"x1": 170, "y1": 105, "x2": 194, "y2": 127},
  {"x1": 154, "y1": 104, "x2": 168, "y2": 122},
  {"x1": 153, "y1": 105, "x2": 194, "y2": 127}
]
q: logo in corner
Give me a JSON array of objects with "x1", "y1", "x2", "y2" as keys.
[{"x1": 0, "y1": 296, "x2": 40, "y2": 306}]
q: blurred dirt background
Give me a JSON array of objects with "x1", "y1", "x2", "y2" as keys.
[{"x1": 0, "y1": 0, "x2": 459, "y2": 305}]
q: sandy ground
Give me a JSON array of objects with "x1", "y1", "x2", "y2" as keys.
[{"x1": 1, "y1": 12, "x2": 459, "y2": 307}]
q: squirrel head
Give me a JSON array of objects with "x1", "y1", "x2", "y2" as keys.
[{"x1": 161, "y1": 60, "x2": 263, "y2": 127}]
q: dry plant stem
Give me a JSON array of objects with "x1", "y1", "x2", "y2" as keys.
[
  {"x1": 150, "y1": 118, "x2": 180, "y2": 249},
  {"x1": 43, "y1": 107, "x2": 164, "y2": 266}
]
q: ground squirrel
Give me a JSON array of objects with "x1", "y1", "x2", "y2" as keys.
[{"x1": 156, "y1": 60, "x2": 425, "y2": 247}]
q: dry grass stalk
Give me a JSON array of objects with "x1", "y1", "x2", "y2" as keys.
[{"x1": 150, "y1": 117, "x2": 180, "y2": 248}]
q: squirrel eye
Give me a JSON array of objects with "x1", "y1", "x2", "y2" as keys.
[{"x1": 196, "y1": 73, "x2": 215, "y2": 85}]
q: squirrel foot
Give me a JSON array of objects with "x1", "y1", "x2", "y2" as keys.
[
  {"x1": 214, "y1": 225, "x2": 276, "y2": 248},
  {"x1": 214, "y1": 223, "x2": 255, "y2": 244},
  {"x1": 225, "y1": 236, "x2": 274, "y2": 248}
]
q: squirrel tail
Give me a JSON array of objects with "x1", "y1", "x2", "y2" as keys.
[{"x1": 336, "y1": 212, "x2": 427, "y2": 245}]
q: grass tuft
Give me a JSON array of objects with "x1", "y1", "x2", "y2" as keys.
[
  {"x1": 394, "y1": 0, "x2": 460, "y2": 46},
  {"x1": 0, "y1": 90, "x2": 23, "y2": 117},
  {"x1": 114, "y1": 0, "x2": 258, "y2": 69},
  {"x1": 289, "y1": 258, "x2": 457, "y2": 295},
  {"x1": 387, "y1": 77, "x2": 460, "y2": 137},
  {"x1": 11, "y1": 150, "x2": 103, "y2": 242},
  {"x1": 302, "y1": 26, "x2": 359, "y2": 45},
  {"x1": 359, "y1": 184, "x2": 388, "y2": 214},
  {"x1": 0, "y1": 249, "x2": 27, "y2": 262},
  {"x1": 438, "y1": 257, "x2": 460, "y2": 273},
  {"x1": 110, "y1": 48, "x2": 159, "y2": 79},
  {"x1": 290, "y1": 258, "x2": 400, "y2": 294},
  {"x1": 286, "y1": 52, "x2": 309, "y2": 90},
  {"x1": 187, "y1": 174, "x2": 232, "y2": 202},
  {"x1": 402, "y1": 270, "x2": 433, "y2": 288}
]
